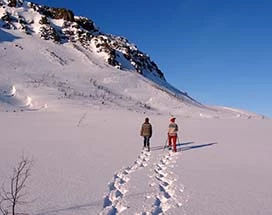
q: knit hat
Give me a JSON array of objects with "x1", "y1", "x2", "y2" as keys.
[{"x1": 170, "y1": 117, "x2": 176, "y2": 122}]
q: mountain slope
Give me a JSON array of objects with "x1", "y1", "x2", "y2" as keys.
[
  {"x1": 0, "y1": 0, "x2": 264, "y2": 119},
  {"x1": 0, "y1": 0, "x2": 165, "y2": 81}
]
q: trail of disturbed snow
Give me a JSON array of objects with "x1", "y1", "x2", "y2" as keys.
[
  {"x1": 147, "y1": 151, "x2": 185, "y2": 215},
  {"x1": 99, "y1": 146, "x2": 185, "y2": 215},
  {"x1": 99, "y1": 150, "x2": 151, "y2": 215}
]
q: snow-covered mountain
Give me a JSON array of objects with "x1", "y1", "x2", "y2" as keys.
[{"x1": 0, "y1": 0, "x2": 264, "y2": 119}]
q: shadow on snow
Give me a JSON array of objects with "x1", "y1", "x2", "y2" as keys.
[
  {"x1": 177, "y1": 142, "x2": 217, "y2": 152},
  {"x1": 151, "y1": 141, "x2": 217, "y2": 152},
  {"x1": 0, "y1": 28, "x2": 21, "y2": 43},
  {"x1": 151, "y1": 142, "x2": 194, "y2": 151},
  {"x1": 34, "y1": 200, "x2": 102, "y2": 215}
]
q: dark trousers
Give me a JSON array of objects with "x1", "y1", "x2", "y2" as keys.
[{"x1": 143, "y1": 136, "x2": 150, "y2": 149}]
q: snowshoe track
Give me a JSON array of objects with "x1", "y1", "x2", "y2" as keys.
[
  {"x1": 139, "y1": 151, "x2": 185, "y2": 215},
  {"x1": 100, "y1": 150, "x2": 151, "y2": 215}
]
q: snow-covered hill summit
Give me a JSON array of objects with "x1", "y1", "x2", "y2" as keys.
[
  {"x1": 0, "y1": 0, "x2": 165, "y2": 80},
  {"x1": 0, "y1": 0, "x2": 264, "y2": 118}
]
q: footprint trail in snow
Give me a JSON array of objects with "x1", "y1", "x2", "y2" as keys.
[
  {"x1": 142, "y1": 150, "x2": 185, "y2": 215},
  {"x1": 100, "y1": 149, "x2": 151, "y2": 215}
]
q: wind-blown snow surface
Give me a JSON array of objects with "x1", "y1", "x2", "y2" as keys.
[{"x1": 0, "y1": 110, "x2": 272, "y2": 215}]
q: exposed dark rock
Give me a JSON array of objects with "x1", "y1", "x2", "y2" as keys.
[
  {"x1": 39, "y1": 7, "x2": 75, "y2": 22},
  {"x1": 75, "y1": 17, "x2": 95, "y2": 31},
  {"x1": 0, "y1": 0, "x2": 166, "y2": 81},
  {"x1": 8, "y1": 0, "x2": 17, "y2": 7},
  {"x1": 18, "y1": 15, "x2": 27, "y2": 24},
  {"x1": 1, "y1": 11, "x2": 11, "y2": 22},
  {"x1": 39, "y1": 16, "x2": 49, "y2": 25},
  {"x1": 20, "y1": 23, "x2": 32, "y2": 34},
  {"x1": 7, "y1": 0, "x2": 23, "y2": 7},
  {"x1": 40, "y1": 25, "x2": 61, "y2": 42},
  {"x1": 52, "y1": 8, "x2": 74, "y2": 21}
]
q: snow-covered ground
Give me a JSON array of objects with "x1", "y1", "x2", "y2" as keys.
[
  {"x1": 0, "y1": 13, "x2": 271, "y2": 214},
  {"x1": 0, "y1": 109, "x2": 271, "y2": 215}
]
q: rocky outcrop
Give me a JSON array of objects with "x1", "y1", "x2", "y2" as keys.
[
  {"x1": 39, "y1": 7, "x2": 75, "y2": 22},
  {"x1": 0, "y1": 0, "x2": 166, "y2": 81},
  {"x1": 7, "y1": 0, "x2": 23, "y2": 7},
  {"x1": 75, "y1": 17, "x2": 95, "y2": 31}
]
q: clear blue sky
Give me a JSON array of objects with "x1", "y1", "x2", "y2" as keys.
[{"x1": 34, "y1": 0, "x2": 272, "y2": 117}]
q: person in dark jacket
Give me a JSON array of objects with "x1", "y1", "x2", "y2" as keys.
[
  {"x1": 168, "y1": 117, "x2": 178, "y2": 152},
  {"x1": 140, "y1": 117, "x2": 152, "y2": 151}
]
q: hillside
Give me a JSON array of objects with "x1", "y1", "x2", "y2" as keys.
[{"x1": 0, "y1": 0, "x2": 264, "y2": 119}]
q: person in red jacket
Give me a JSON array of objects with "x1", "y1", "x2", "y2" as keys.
[
  {"x1": 140, "y1": 117, "x2": 152, "y2": 151},
  {"x1": 168, "y1": 117, "x2": 178, "y2": 152}
]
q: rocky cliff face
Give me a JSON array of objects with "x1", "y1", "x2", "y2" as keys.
[{"x1": 0, "y1": 0, "x2": 165, "y2": 81}]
